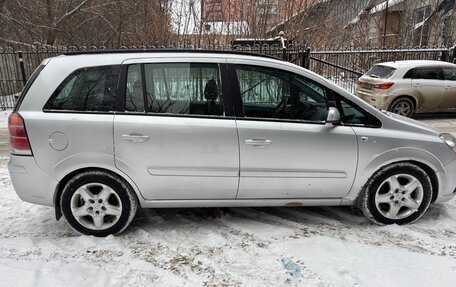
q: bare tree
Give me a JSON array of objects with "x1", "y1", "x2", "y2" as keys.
[{"x1": 0, "y1": 0, "x2": 172, "y2": 46}]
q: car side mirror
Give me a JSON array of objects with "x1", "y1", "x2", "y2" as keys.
[{"x1": 326, "y1": 107, "x2": 341, "y2": 124}]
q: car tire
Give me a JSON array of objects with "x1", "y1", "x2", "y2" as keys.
[
  {"x1": 60, "y1": 170, "x2": 138, "y2": 236},
  {"x1": 359, "y1": 162, "x2": 432, "y2": 225},
  {"x1": 389, "y1": 97, "x2": 415, "y2": 117}
]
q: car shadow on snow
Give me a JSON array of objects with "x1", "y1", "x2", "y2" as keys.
[
  {"x1": 412, "y1": 113, "x2": 456, "y2": 120},
  {"x1": 131, "y1": 206, "x2": 369, "y2": 229},
  {"x1": 129, "y1": 201, "x2": 455, "y2": 234}
]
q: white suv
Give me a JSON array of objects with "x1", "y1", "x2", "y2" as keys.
[{"x1": 356, "y1": 60, "x2": 456, "y2": 117}]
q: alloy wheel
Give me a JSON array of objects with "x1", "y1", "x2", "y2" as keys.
[
  {"x1": 374, "y1": 174, "x2": 423, "y2": 220},
  {"x1": 70, "y1": 183, "x2": 123, "y2": 230},
  {"x1": 392, "y1": 101, "x2": 412, "y2": 117}
]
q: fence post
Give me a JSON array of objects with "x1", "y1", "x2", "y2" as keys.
[
  {"x1": 280, "y1": 35, "x2": 287, "y2": 61},
  {"x1": 18, "y1": 51, "x2": 27, "y2": 86},
  {"x1": 301, "y1": 47, "x2": 311, "y2": 69},
  {"x1": 440, "y1": 49, "x2": 448, "y2": 62},
  {"x1": 449, "y1": 46, "x2": 456, "y2": 63}
]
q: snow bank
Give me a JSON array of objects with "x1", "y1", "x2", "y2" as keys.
[{"x1": 0, "y1": 110, "x2": 11, "y2": 129}]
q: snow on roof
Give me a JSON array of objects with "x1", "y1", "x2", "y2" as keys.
[
  {"x1": 205, "y1": 21, "x2": 250, "y2": 35},
  {"x1": 345, "y1": 0, "x2": 405, "y2": 29},
  {"x1": 170, "y1": 0, "x2": 250, "y2": 35},
  {"x1": 370, "y1": 0, "x2": 405, "y2": 14}
]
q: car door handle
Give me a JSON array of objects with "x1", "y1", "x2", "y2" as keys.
[
  {"x1": 245, "y1": 139, "x2": 272, "y2": 147},
  {"x1": 413, "y1": 84, "x2": 422, "y2": 88},
  {"x1": 121, "y1": 134, "x2": 149, "y2": 142},
  {"x1": 445, "y1": 85, "x2": 452, "y2": 89}
]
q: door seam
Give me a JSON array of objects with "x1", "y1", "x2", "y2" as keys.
[{"x1": 234, "y1": 119, "x2": 241, "y2": 198}]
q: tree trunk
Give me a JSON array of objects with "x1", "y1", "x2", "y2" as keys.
[
  {"x1": 116, "y1": 0, "x2": 123, "y2": 46},
  {"x1": 45, "y1": 0, "x2": 56, "y2": 45}
]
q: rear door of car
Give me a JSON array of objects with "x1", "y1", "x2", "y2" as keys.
[
  {"x1": 440, "y1": 66, "x2": 456, "y2": 111},
  {"x1": 409, "y1": 66, "x2": 445, "y2": 111},
  {"x1": 228, "y1": 60, "x2": 358, "y2": 199},
  {"x1": 113, "y1": 57, "x2": 240, "y2": 200}
]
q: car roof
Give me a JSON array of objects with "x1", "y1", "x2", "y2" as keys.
[
  {"x1": 375, "y1": 60, "x2": 456, "y2": 68},
  {"x1": 46, "y1": 50, "x2": 297, "y2": 71},
  {"x1": 57, "y1": 49, "x2": 281, "y2": 63}
]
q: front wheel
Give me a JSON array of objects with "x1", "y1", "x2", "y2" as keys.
[
  {"x1": 359, "y1": 163, "x2": 432, "y2": 225},
  {"x1": 60, "y1": 170, "x2": 138, "y2": 236}
]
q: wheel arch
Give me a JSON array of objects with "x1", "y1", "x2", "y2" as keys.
[
  {"x1": 54, "y1": 167, "x2": 142, "y2": 220},
  {"x1": 346, "y1": 147, "x2": 444, "y2": 205},
  {"x1": 352, "y1": 159, "x2": 439, "y2": 206}
]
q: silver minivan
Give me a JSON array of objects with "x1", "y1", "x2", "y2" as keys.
[{"x1": 8, "y1": 51, "x2": 456, "y2": 236}]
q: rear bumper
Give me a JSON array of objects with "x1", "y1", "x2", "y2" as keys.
[
  {"x1": 435, "y1": 159, "x2": 456, "y2": 204},
  {"x1": 355, "y1": 90, "x2": 392, "y2": 110},
  {"x1": 8, "y1": 155, "x2": 58, "y2": 206}
]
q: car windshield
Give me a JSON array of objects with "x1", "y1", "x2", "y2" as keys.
[{"x1": 365, "y1": 65, "x2": 396, "y2": 79}]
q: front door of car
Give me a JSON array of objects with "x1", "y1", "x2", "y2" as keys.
[
  {"x1": 410, "y1": 66, "x2": 445, "y2": 111},
  {"x1": 230, "y1": 63, "x2": 358, "y2": 199},
  {"x1": 114, "y1": 60, "x2": 239, "y2": 200},
  {"x1": 440, "y1": 66, "x2": 456, "y2": 111}
]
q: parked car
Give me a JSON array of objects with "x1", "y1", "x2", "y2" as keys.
[
  {"x1": 8, "y1": 51, "x2": 456, "y2": 236},
  {"x1": 355, "y1": 60, "x2": 456, "y2": 117}
]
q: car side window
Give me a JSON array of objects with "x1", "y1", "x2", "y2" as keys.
[
  {"x1": 134, "y1": 63, "x2": 222, "y2": 116},
  {"x1": 44, "y1": 65, "x2": 120, "y2": 112},
  {"x1": 124, "y1": 63, "x2": 222, "y2": 116},
  {"x1": 443, "y1": 68, "x2": 456, "y2": 81},
  {"x1": 410, "y1": 67, "x2": 442, "y2": 80},
  {"x1": 403, "y1": 69, "x2": 414, "y2": 79},
  {"x1": 235, "y1": 65, "x2": 328, "y2": 122},
  {"x1": 335, "y1": 94, "x2": 382, "y2": 127}
]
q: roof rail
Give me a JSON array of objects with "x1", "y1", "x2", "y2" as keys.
[{"x1": 62, "y1": 49, "x2": 281, "y2": 60}]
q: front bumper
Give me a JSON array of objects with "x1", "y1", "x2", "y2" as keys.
[
  {"x1": 8, "y1": 155, "x2": 58, "y2": 206},
  {"x1": 435, "y1": 159, "x2": 456, "y2": 204}
]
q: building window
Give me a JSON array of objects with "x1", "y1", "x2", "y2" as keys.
[
  {"x1": 413, "y1": 6, "x2": 432, "y2": 47},
  {"x1": 204, "y1": 0, "x2": 223, "y2": 22}
]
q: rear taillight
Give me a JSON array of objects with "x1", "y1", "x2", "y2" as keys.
[
  {"x1": 373, "y1": 82, "x2": 395, "y2": 90},
  {"x1": 8, "y1": 112, "x2": 32, "y2": 155}
]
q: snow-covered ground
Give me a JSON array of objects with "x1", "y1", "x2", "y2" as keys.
[
  {"x1": 0, "y1": 113, "x2": 456, "y2": 286},
  {"x1": 0, "y1": 110, "x2": 11, "y2": 129}
]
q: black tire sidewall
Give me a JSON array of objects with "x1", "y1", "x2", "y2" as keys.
[
  {"x1": 366, "y1": 165, "x2": 432, "y2": 225},
  {"x1": 61, "y1": 172, "x2": 133, "y2": 237}
]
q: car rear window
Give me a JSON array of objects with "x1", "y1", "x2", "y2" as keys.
[
  {"x1": 365, "y1": 65, "x2": 396, "y2": 79},
  {"x1": 44, "y1": 65, "x2": 120, "y2": 112}
]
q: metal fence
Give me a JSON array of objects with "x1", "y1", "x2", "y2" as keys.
[
  {"x1": 0, "y1": 46, "x2": 62, "y2": 109},
  {"x1": 0, "y1": 44, "x2": 454, "y2": 110}
]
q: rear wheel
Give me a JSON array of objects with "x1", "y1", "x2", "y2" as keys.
[
  {"x1": 389, "y1": 97, "x2": 415, "y2": 117},
  {"x1": 360, "y1": 163, "x2": 432, "y2": 225},
  {"x1": 60, "y1": 170, "x2": 138, "y2": 236}
]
